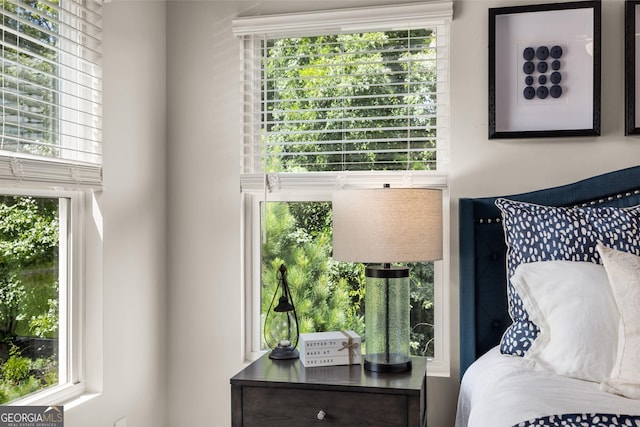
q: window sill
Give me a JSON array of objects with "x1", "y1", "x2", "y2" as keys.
[
  {"x1": 425, "y1": 357, "x2": 450, "y2": 378},
  {"x1": 8, "y1": 383, "x2": 94, "y2": 408}
]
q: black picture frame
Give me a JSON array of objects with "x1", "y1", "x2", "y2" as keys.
[
  {"x1": 488, "y1": 1, "x2": 601, "y2": 139},
  {"x1": 626, "y1": 0, "x2": 640, "y2": 135}
]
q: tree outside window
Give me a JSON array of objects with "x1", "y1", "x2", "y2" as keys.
[
  {"x1": 257, "y1": 30, "x2": 439, "y2": 357},
  {"x1": 261, "y1": 200, "x2": 435, "y2": 357},
  {"x1": 0, "y1": 196, "x2": 60, "y2": 402}
]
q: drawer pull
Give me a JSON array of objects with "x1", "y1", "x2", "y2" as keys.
[{"x1": 317, "y1": 410, "x2": 326, "y2": 420}]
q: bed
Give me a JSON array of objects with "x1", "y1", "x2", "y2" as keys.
[{"x1": 456, "y1": 165, "x2": 640, "y2": 427}]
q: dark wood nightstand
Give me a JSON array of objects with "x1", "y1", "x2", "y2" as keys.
[{"x1": 231, "y1": 353, "x2": 427, "y2": 426}]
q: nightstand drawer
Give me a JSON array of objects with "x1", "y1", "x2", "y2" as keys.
[{"x1": 241, "y1": 386, "x2": 408, "y2": 426}]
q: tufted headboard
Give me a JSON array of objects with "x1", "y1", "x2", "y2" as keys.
[{"x1": 459, "y1": 165, "x2": 640, "y2": 377}]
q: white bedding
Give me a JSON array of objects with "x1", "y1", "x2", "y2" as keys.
[{"x1": 455, "y1": 346, "x2": 640, "y2": 427}]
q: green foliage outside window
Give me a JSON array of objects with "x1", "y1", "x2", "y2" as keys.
[
  {"x1": 258, "y1": 30, "x2": 439, "y2": 358},
  {"x1": 0, "y1": 196, "x2": 60, "y2": 402},
  {"x1": 264, "y1": 30, "x2": 438, "y2": 173},
  {"x1": 261, "y1": 201, "x2": 364, "y2": 337},
  {"x1": 261, "y1": 201, "x2": 435, "y2": 357}
]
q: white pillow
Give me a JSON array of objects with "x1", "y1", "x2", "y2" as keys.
[
  {"x1": 512, "y1": 260, "x2": 619, "y2": 382},
  {"x1": 597, "y1": 244, "x2": 640, "y2": 399}
]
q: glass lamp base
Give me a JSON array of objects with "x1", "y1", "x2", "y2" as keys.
[
  {"x1": 364, "y1": 266, "x2": 412, "y2": 374},
  {"x1": 365, "y1": 353, "x2": 412, "y2": 373}
]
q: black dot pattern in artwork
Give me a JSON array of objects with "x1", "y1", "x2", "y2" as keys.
[
  {"x1": 536, "y1": 46, "x2": 549, "y2": 60},
  {"x1": 523, "y1": 61, "x2": 535, "y2": 74},
  {"x1": 537, "y1": 61, "x2": 548, "y2": 73},
  {"x1": 537, "y1": 86, "x2": 548, "y2": 99},
  {"x1": 523, "y1": 86, "x2": 535, "y2": 99},
  {"x1": 522, "y1": 45, "x2": 563, "y2": 100},
  {"x1": 523, "y1": 47, "x2": 535, "y2": 60}
]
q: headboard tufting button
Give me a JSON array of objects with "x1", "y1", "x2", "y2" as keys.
[{"x1": 491, "y1": 320, "x2": 502, "y2": 329}]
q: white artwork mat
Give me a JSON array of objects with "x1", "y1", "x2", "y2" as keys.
[{"x1": 494, "y1": 7, "x2": 594, "y2": 133}]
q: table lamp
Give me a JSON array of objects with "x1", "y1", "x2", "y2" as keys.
[{"x1": 332, "y1": 185, "x2": 443, "y2": 373}]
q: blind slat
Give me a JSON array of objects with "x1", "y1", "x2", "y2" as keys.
[
  {"x1": 250, "y1": 148, "x2": 439, "y2": 158},
  {"x1": 260, "y1": 140, "x2": 440, "y2": 148},
  {"x1": 266, "y1": 127, "x2": 439, "y2": 137}
]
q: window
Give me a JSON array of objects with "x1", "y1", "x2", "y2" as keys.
[
  {"x1": 0, "y1": 0, "x2": 102, "y2": 184},
  {"x1": 0, "y1": 191, "x2": 76, "y2": 404},
  {"x1": 234, "y1": 2, "x2": 451, "y2": 376},
  {"x1": 0, "y1": 0, "x2": 102, "y2": 403}
]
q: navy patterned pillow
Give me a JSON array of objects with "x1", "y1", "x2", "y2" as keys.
[
  {"x1": 495, "y1": 198, "x2": 640, "y2": 356},
  {"x1": 581, "y1": 207, "x2": 640, "y2": 254}
]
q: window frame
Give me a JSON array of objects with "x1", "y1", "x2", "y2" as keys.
[
  {"x1": 0, "y1": 185, "x2": 98, "y2": 406},
  {"x1": 0, "y1": 0, "x2": 103, "y2": 405},
  {"x1": 235, "y1": 3, "x2": 452, "y2": 377},
  {"x1": 242, "y1": 176, "x2": 450, "y2": 376}
]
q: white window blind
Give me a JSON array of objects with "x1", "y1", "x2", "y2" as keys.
[
  {"x1": 0, "y1": 0, "x2": 102, "y2": 187},
  {"x1": 233, "y1": 2, "x2": 451, "y2": 191}
]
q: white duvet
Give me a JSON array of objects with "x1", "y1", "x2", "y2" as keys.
[{"x1": 455, "y1": 347, "x2": 640, "y2": 427}]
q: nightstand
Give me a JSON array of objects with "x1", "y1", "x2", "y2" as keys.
[{"x1": 230, "y1": 353, "x2": 427, "y2": 426}]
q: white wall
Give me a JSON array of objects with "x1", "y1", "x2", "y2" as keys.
[
  {"x1": 61, "y1": 0, "x2": 640, "y2": 426},
  {"x1": 64, "y1": 2, "x2": 168, "y2": 427},
  {"x1": 166, "y1": 3, "x2": 244, "y2": 426}
]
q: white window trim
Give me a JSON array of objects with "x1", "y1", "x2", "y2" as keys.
[
  {"x1": 0, "y1": 185, "x2": 103, "y2": 406},
  {"x1": 232, "y1": 1, "x2": 453, "y2": 36}
]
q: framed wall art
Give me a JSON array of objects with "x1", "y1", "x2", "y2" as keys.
[
  {"x1": 626, "y1": 0, "x2": 640, "y2": 135},
  {"x1": 488, "y1": 1, "x2": 601, "y2": 139}
]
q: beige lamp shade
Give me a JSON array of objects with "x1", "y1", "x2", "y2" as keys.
[{"x1": 332, "y1": 188, "x2": 443, "y2": 263}]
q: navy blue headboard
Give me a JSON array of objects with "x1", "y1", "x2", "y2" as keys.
[{"x1": 459, "y1": 165, "x2": 640, "y2": 377}]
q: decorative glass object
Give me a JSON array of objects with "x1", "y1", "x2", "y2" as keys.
[{"x1": 264, "y1": 264, "x2": 299, "y2": 360}]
